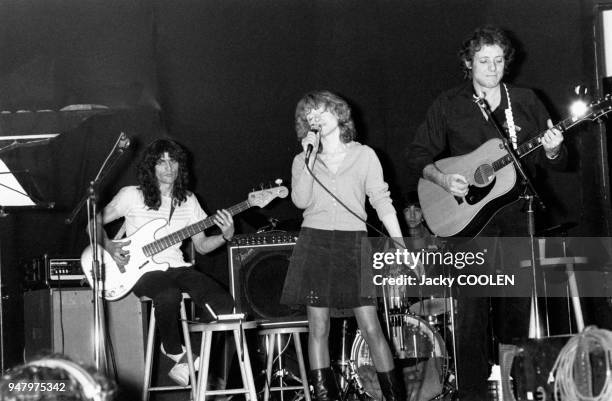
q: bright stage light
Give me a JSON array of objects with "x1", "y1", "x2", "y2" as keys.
[{"x1": 569, "y1": 99, "x2": 588, "y2": 119}]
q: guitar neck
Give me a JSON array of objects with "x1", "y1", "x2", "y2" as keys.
[
  {"x1": 492, "y1": 115, "x2": 580, "y2": 172},
  {"x1": 143, "y1": 200, "x2": 251, "y2": 256}
]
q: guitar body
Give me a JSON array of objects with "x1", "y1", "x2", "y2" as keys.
[
  {"x1": 418, "y1": 138, "x2": 519, "y2": 237},
  {"x1": 81, "y1": 218, "x2": 172, "y2": 301}
]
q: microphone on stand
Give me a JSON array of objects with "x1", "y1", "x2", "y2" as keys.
[
  {"x1": 118, "y1": 132, "x2": 131, "y2": 152},
  {"x1": 305, "y1": 127, "x2": 320, "y2": 162},
  {"x1": 473, "y1": 92, "x2": 488, "y2": 109},
  {"x1": 473, "y1": 93, "x2": 490, "y2": 120}
]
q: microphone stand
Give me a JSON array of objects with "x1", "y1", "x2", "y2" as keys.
[
  {"x1": 474, "y1": 97, "x2": 548, "y2": 339},
  {"x1": 65, "y1": 132, "x2": 129, "y2": 371}
]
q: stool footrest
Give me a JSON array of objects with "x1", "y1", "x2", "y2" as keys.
[
  {"x1": 269, "y1": 386, "x2": 304, "y2": 391},
  {"x1": 203, "y1": 388, "x2": 251, "y2": 396},
  {"x1": 148, "y1": 385, "x2": 192, "y2": 392}
]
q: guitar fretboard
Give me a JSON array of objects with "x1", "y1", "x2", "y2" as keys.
[
  {"x1": 142, "y1": 200, "x2": 251, "y2": 257},
  {"x1": 491, "y1": 114, "x2": 587, "y2": 172}
]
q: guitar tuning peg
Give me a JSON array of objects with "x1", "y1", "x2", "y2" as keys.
[{"x1": 275, "y1": 178, "x2": 283, "y2": 186}]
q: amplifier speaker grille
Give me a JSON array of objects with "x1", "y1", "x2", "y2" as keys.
[{"x1": 229, "y1": 240, "x2": 304, "y2": 320}]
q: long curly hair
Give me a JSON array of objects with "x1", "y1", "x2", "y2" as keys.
[
  {"x1": 294, "y1": 90, "x2": 356, "y2": 144},
  {"x1": 137, "y1": 139, "x2": 190, "y2": 209},
  {"x1": 458, "y1": 25, "x2": 515, "y2": 79}
]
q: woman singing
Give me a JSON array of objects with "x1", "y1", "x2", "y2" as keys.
[{"x1": 281, "y1": 91, "x2": 405, "y2": 401}]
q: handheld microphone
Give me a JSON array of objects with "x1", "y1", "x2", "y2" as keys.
[
  {"x1": 118, "y1": 132, "x2": 131, "y2": 152},
  {"x1": 305, "y1": 128, "x2": 320, "y2": 162}
]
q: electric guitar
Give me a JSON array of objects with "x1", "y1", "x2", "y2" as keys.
[
  {"x1": 81, "y1": 185, "x2": 289, "y2": 301},
  {"x1": 418, "y1": 95, "x2": 612, "y2": 238}
]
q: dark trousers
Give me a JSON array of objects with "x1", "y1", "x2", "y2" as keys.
[
  {"x1": 133, "y1": 266, "x2": 234, "y2": 355},
  {"x1": 454, "y1": 297, "x2": 530, "y2": 400},
  {"x1": 453, "y1": 203, "x2": 531, "y2": 400}
]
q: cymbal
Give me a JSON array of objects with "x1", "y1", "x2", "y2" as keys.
[{"x1": 409, "y1": 298, "x2": 452, "y2": 316}]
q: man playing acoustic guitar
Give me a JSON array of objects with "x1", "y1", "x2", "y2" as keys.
[
  {"x1": 408, "y1": 26, "x2": 566, "y2": 400},
  {"x1": 90, "y1": 138, "x2": 235, "y2": 386}
]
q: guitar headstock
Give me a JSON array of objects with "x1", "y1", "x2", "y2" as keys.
[
  {"x1": 248, "y1": 184, "x2": 289, "y2": 208},
  {"x1": 575, "y1": 94, "x2": 612, "y2": 121}
]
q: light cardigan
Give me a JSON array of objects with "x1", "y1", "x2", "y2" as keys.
[{"x1": 291, "y1": 142, "x2": 396, "y2": 231}]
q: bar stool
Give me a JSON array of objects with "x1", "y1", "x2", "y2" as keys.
[
  {"x1": 189, "y1": 319, "x2": 258, "y2": 401},
  {"x1": 141, "y1": 293, "x2": 197, "y2": 401},
  {"x1": 258, "y1": 320, "x2": 311, "y2": 401}
]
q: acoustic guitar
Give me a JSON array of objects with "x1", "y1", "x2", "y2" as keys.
[{"x1": 418, "y1": 96, "x2": 612, "y2": 238}]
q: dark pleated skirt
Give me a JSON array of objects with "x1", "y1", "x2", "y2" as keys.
[{"x1": 280, "y1": 227, "x2": 376, "y2": 310}]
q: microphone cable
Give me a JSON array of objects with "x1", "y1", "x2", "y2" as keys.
[{"x1": 304, "y1": 155, "x2": 405, "y2": 250}]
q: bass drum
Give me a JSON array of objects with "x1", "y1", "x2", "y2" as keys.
[{"x1": 350, "y1": 314, "x2": 447, "y2": 401}]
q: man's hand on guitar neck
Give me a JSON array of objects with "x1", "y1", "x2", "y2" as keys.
[
  {"x1": 542, "y1": 119, "x2": 564, "y2": 160},
  {"x1": 423, "y1": 164, "x2": 468, "y2": 197}
]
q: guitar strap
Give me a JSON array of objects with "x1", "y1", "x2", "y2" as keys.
[
  {"x1": 503, "y1": 83, "x2": 518, "y2": 150},
  {"x1": 473, "y1": 84, "x2": 518, "y2": 150},
  {"x1": 169, "y1": 199, "x2": 176, "y2": 222}
]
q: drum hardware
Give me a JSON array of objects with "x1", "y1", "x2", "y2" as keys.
[
  {"x1": 334, "y1": 319, "x2": 375, "y2": 401},
  {"x1": 331, "y1": 311, "x2": 458, "y2": 400},
  {"x1": 375, "y1": 250, "x2": 459, "y2": 399},
  {"x1": 336, "y1": 319, "x2": 350, "y2": 390},
  {"x1": 255, "y1": 333, "x2": 306, "y2": 401},
  {"x1": 341, "y1": 360, "x2": 376, "y2": 401}
]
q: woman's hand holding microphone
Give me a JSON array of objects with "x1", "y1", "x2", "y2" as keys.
[{"x1": 302, "y1": 128, "x2": 320, "y2": 172}]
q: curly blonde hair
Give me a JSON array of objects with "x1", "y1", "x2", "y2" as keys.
[{"x1": 294, "y1": 91, "x2": 356, "y2": 143}]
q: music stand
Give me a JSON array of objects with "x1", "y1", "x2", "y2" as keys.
[{"x1": 0, "y1": 135, "x2": 56, "y2": 371}]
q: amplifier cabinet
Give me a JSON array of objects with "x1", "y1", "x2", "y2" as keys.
[
  {"x1": 23, "y1": 288, "x2": 146, "y2": 395},
  {"x1": 228, "y1": 232, "x2": 303, "y2": 319}
]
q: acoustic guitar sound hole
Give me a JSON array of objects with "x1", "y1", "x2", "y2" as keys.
[{"x1": 474, "y1": 164, "x2": 494, "y2": 185}]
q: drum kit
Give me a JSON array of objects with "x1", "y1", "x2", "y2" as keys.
[
  {"x1": 331, "y1": 207, "x2": 458, "y2": 401},
  {"x1": 332, "y1": 295, "x2": 457, "y2": 401}
]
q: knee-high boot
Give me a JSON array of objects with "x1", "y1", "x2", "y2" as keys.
[
  {"x1": 377, "y1": 368, "x2": 406, "y2": 401},
  {"x1": 309, "y1": 367, "x2": 340, "y2": 401}
]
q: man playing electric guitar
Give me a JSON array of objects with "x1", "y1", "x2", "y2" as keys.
[
  {"x1": 89, "y1": 139, "x2": 235, "y2": 386},
  {"x1": 407, "y1": 26, "x2": 566, "y2": 401}
]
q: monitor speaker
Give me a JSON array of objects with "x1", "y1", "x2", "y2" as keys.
[{"x1": 229, "y1": 241, "x2": 304, "y2": 319}]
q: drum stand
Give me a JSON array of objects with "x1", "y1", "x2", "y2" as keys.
[
  {"x1": 340, "y1": 360, "x2": 376, "y2": 401},
  {"x1": 335, "y1": 319, "x2": 375, "y2": 401},
  {"x1": 443, "y1": 290, "x2": 459, "y2": 400}
]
